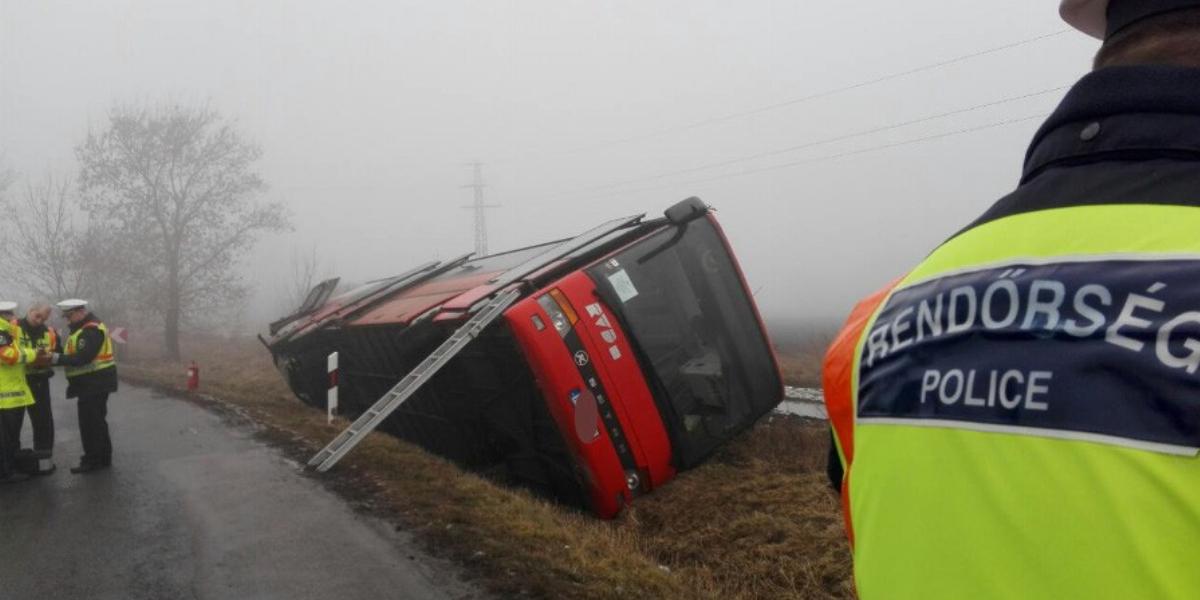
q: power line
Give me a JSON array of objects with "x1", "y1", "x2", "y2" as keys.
[
  {"x1": 695, "y1": 114, "x2": 1047, "y2": 182},
  {"x1": 525, "y1": 29, "x2": 1070, "y2": 159},
  {"x1": 557, "y1": 113, "x2": 1049, "y2": 202},
  {"x1": 565, "y1": 85, "x2": 1068, "y2": 196}
]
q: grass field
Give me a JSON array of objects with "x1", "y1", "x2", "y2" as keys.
[{"x1": 119, "y1": 333, "x2": 852, "y2": 599}]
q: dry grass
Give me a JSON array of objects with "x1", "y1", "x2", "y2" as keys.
[
  {"x1": 119, "y1": 336, "x2": 852, "y2": 599},
  {"x1": 770, "y1": 322, "x2": 837, "y2": 389},
  {"x1": 776, "y1": 351, "x2": 825, "y2": 389}
]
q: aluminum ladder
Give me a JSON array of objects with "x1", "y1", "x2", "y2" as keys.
[
  {"x1": 307, "y1": 212, "x2": 644, "y2": 472},
  {"x1": 307, "y1": 287, "x2": 522, "y2": 472}
]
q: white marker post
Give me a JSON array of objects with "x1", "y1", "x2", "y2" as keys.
[{"x1": 327, "y1": 351, "x2": 339, "y2": 424}]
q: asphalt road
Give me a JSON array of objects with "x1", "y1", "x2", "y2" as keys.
[{"x1": 0, "y1": 383, "x2": 481, "y2": 600}]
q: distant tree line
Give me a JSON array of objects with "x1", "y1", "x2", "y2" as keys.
[{"x1": 1, "y1": 102, "x2": 292, "y2": 360}]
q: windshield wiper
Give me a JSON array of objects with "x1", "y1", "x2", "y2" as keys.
[{"x1": 636, "y1": 223, "x2": 686, "y2": 265}]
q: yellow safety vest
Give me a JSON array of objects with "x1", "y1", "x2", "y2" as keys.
[
  {"x1": 0, "y1": 319, "x2": 35, "y2": 409},
  {"x1": 825, "y1": 205, "x2": 1200, "y2": 599},
  {"x1": 21, "y1": 324, "x2": 57, "y2": 377},
  {"x1": 64, "y1": 321, "x2": 116, "y2": 379}
]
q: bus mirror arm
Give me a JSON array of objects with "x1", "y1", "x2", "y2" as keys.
[{"x1": 639, "y1": 197, "x2": 709, "y2": 265}]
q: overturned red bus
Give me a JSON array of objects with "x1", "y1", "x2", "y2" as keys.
[{"x1": 263, "y1": 198, "x2": 782, "y2": 518}]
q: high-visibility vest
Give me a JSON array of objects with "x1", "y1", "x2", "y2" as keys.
[
  {"x1": 64, "y1": 321, "x2": 116, "y2": 379},
  {"x1": 21, "y1": 324, "x2": 57, "y2": 377},
  {"x1": 0, "y1": 319, "x2": 35, "y2": 409},
  {"x1": 824, "y1": 205, "x2": 1200, "y2": 599}
]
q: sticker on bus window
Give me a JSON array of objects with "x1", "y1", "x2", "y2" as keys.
[{"x1": 608, "y1": 269, "x2": 638, "y2": 302}]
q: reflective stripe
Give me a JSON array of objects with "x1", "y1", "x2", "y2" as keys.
[
  {"x1": 65, "y1": 362, "x2": 116, "y2": 378},
  {"x1": 858, "y1": 417, "x2": 1199, "y2": 456},
  {"x1": 899, "y1": 252, "x2": 1200, "y2": 293}
]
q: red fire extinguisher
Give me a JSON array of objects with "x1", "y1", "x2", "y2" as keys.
[{"x1": 187, "y1": 361, "x2": 199, "y2": 391}]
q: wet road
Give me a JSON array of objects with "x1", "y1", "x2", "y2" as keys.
[{"x1": 0, "y1": 383, "x2": 480, "y2": 600}]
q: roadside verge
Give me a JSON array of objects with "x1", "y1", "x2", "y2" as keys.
[{"x1": 120, "y1": 340, "x2": 852, "y2": 599}]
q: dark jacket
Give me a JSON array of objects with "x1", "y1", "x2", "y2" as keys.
[
  {"x1": 57, "y1": 312, "x2": 118, "y2": 399},
  {"x1": 18, "y1": 317, "x2": 61, "y2": 381},
  {"x1": 969, "y1": 64, "x2": 1200, "y2": 231},
  {"x1": 828, "y1": 64, "x2": 1200, "y2": 490}
]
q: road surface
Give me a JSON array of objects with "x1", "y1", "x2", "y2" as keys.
[
  {"x1": 779, "y1": 386, "x2": 827, "y2": 419},
  {"x1": 0, "y1": 383, "x2": 481, "y2": 600}
]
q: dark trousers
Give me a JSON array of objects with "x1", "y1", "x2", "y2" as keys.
[
  {"x1": 77, "y1": 392, "x2": 111, "y2": 466},
  {"x1": 0, "y1": 408, "x2": 23, "y2": 476},
  {"x1": 19, "y1": 377, "x2": 54, "y2": 454}
]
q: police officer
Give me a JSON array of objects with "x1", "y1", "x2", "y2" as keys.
[
  {"x1": 49, "y1": 299, "x2": 118, "y2": 474},
  {"x1": 16, "y1": 303, "x2": 59, "y2": 473},
  {"x1": 823, "y1": 2, "x2": 1200, "y2": 598},
  {"x1": 0, "y1": 301, "x2": 37, "y2": 483}
]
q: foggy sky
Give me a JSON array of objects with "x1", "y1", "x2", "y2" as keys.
[{"x1": 0, "y1": 1, "x2": 1099, "y2": 330}]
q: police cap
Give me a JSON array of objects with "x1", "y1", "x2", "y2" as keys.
[
  {"x1": 55, "y1": 299, "x2": 88, "y2": 312},
  {"x1": 0, "y1": 301, "x2": 17, "y2": 313},
  {"x1": 1061, "y1": 0, "x2": 1200, "y2": 39}
]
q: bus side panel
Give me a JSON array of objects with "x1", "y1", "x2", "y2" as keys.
[
  {"x1": 505, "y1": 298, "x2": 629, "y2": 518},
  {"x1": 553, "y1": 273, "x2": 677, "y2": 490}
]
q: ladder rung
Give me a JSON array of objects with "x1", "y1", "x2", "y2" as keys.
[{"x1": 307, "y1": 288, "x2": 522, "y2": 472}]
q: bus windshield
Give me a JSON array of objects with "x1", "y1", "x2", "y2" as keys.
[{"x1": 587, "y1": 217, "x2": 780, "y2": 467}]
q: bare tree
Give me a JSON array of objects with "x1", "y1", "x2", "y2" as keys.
[
  {"x1": 0, "y1": 161, "x2": 15, "y2": 301},
  {"x1": 77, "y1": 223, "x2": 148, "y2": 325},
  {"x1": 76, "y1": 102, "x2": 291, "y2": 359},
  {"x1": 0, "y1": 174, "x2": 140, "y2": 322},
  {"x1": 0, "y1": 161, "x2": 12, "y2": 202},
  {"x1": 2, "y1": 176, "x2": 89, "y2": 301},
  {"x1": 282, "y1": 245, "x2": 333, "y2": 313}
]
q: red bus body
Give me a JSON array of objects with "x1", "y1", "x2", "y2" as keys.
[
  {"x1": 265, "y1": 200, "x2": 782, "y2": 518},
  {"x1": 506, "y1": 271, "x2": 676, "y2": 516}
]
